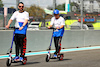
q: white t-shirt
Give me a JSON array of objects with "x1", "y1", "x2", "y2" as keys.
[
  {"x1": 50, "y1": 16, "x2": 65, "y2": 28},
  {"x1": 10, "y1": 11, "x2": 29, "y2": 27}
]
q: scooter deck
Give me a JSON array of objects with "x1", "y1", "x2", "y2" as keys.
[
  {"x1": 50, "y1": 57, "x2": 57, "y2": 59},
  {"x1": 12, "y1": 61, "x2": 22, "y2": 63},
  {"x1": 12, "y1": 57, "x2": 27, "y2": 63},
  {"x1": 50, "y1": 53, "x2": 64, "y2": 59}
]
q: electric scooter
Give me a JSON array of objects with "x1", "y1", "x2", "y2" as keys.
[
  {"x1": 6, "y1": 28, "x2": 27, "y2": 66},
  {"x1": 46, "y1": 27, "x2": 64, "y2": 62}
]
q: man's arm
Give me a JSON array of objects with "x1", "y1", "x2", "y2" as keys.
[
  {"x1": 56, "y1": 25, "x2": 64, "y2": 29},
  {"x1": 6, "y1": 11, "x2": 16, "y2": 29},
  {"x1": 19, "y1": 12, "x2": 29, "y2": 30},
  {"x1": 56, "y1": 18, "x2": 65, "y2": 29},
  {"x1": 48, "y1": 25, "x2": 53, "y2": 29},
  {"x1": 19, "y1": 19, "x2": 28, "y2": 30},
  {"x1": 6, "y1": 19, "x2": 13, "y2": 28}
]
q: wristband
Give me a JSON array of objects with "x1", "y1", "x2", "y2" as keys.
[
  {"x1": 59, "y1": 27, "x2": 60, "y2": 29},
  {"x1": 22, "y1": 26, "x2": 25, "y2": 27}
]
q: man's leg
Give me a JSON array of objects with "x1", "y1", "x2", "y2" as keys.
[
  {"x1": 14, "y1": 34, "x2": 20, "y2": 56},
  {"x1": 13, "y1": 34, "x2": 20, "y2": 60},
  {"x1": 54, "y1": 37, "x2": 59, "y2": 54},
  {"x1": 19, "y1": 35, "x2": 26, "y2": 58},
  {"x1": 57, "y1": 37, "x2": 62, "y2": 54}
]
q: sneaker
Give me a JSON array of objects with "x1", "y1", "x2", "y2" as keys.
[
  {"x1": 19, "y1": 57, "x2": 23, "y2": 61},
  {"x1": 53, "y1": 54, "x2": 57, "y2": 58},
  {"x1": 13, "y1": 56, "x2": 19, "y2": 61}
]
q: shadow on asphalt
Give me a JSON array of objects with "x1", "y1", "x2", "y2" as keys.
[
  {"x1": 11, "y1": 62, "x2": 40, "y2": 67},
  {"x1": 49, "y1": 58, "x2": 72, "y2": 62},
  {"x1": 62, "y1": 59, "x2": 72, "y2": 61}
]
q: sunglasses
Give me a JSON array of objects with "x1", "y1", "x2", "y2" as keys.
[
  {"x1": 54, "y1": 14, "x2": 58, "y2": 15},
  {"x1": 19, "y1": 6, "x2": 24, "y2": 8}
]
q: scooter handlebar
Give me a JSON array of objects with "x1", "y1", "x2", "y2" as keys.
[
  {"x1": 48, "y1": 27, "x2": 61, "y2": 30},
  {"x1": 47, "y1": 27, "x2": 56, "y2": 29},
  {"x1": 49, "y1": 27, "x2": 56, "y2": 29},
  {"x1": 14, "y1": 27, "x2": 19, "y2": 29}
]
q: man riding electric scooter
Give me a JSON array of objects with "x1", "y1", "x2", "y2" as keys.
[
  {"x1": 48, "y1": 9, "x2": 65, "y2": 58},
  {"x1": 6, "y1": 2, "x2": 29, "y2": 62}
]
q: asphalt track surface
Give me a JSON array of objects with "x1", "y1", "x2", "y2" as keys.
[{"x1": 0, "y1": 49, "x2": 100, "y2": 67}]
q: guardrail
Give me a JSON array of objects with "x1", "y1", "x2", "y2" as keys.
[{"x1": 0, "y1": 30, "x2": 100, "y2": 54}]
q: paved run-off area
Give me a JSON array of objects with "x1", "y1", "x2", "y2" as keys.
[{"x1": 0, "y1": 47, "x2": 100, "y2": 67}]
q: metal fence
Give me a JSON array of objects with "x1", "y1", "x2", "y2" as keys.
[
  {"x1": 0, "y1": 14, "x2": 15, "y2": 29},
  {"x1": 7, "y1": 14, "x2": 16, "y2": 27},
  {"x1": 0, "y1": 0, "x2": 100, "y2": 30},
  {"x1": 0, "y1": 14, "x2": 3, "y2": 27}
]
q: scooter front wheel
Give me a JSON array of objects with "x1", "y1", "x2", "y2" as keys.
[
  {"x1": 46, "y1": 54, "x2": 50, "y2": 62},
  {"x1": 6, "y1": 58, "x2": 12, "y2": 66}
]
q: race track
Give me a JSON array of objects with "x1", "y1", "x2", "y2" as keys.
[{"x1": 0, "y1": 48, "x2": 100, "y2": 67}]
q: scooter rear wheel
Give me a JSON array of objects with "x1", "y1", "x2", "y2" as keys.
[
  {"x1": 59, "y1": 54, "x2": 64, "y2": 61},
  {"x1": 22, "y1": 57, "x2": 27, "y2": 65}
]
